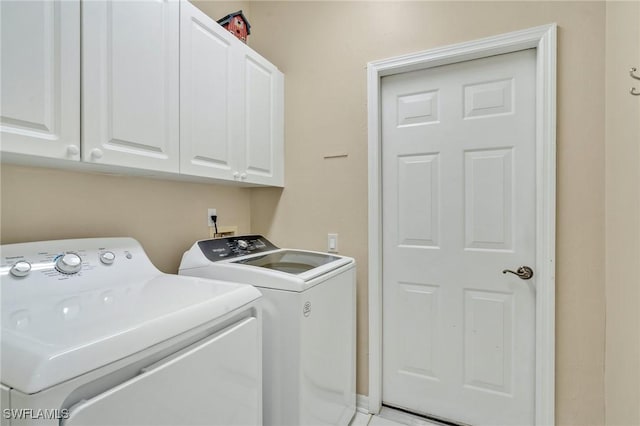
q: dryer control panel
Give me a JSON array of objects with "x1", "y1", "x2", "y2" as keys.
[
  {"x1": 0, "y1": 238, "x2": 152, "y2": 281},
  {"x1": 198, "y1": 235, "x2": 279, "y2": 261}
]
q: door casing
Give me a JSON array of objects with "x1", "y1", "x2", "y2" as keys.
[{"x1": 367, "y1": 24, "x2": 557, "y2": 426}]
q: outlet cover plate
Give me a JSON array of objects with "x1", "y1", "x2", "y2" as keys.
[{"x1": 207, "y1": 208, "x2": 217, "y2": 227}]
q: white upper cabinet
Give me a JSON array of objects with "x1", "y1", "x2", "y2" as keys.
[
  {"x1": 2, "y1": 0, "x2": 283, "y2": 186},
  {"x1": 239, "y1": 47, "x2": 285, "y2": 187},
  {"x1": 179, "y1": 1, "x2": 240, "y2": 181},
  {"x1": 0, "y1": 0, "x2": 81, "y2": 161},
  {"x1": 82, "y1": 0, "x2": 179, "y2": 173},
  {"x1": 180, "y1": 1, "x2": 284, "y2": 187}
]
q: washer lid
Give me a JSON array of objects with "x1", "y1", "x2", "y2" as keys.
[
  {"x1": 232, "y1": 250, "x2": 342, "y2": 275},
  {"x1": 182, "y1": 249, "x2": 355, "y2": 292},
  {"x1": 1, "y1": 273, "x2": 260, "y2": 394}
]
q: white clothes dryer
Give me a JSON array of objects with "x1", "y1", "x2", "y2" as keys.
[
  {"x1": 179, "y1": 235, "x2": 356, "y2": 426},
  {"x1": 1, "y1": 237, "x2": 262, "y2": 426}
]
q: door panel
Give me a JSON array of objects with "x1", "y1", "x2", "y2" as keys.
[
  {"x1": 464, "y1": 148, "x2": 513, "y2": 250},
  {"x1": 0, "y1": 0, "x2": 80, "y2": 160},
  {"x1": 397, "y1": 282, "x2": 439, "y2": 379},
  {"x1": 82, "y1": 0, "x2": 179, "y2": 172},
  {"x1": 463, "y1": 289, "x2": 513, "y2": 394},
  {"x1": 381, "y1": 49, "x2": 536, "y2": 426},
  {"x1": 397, "y1": 154, "x2": 439, "y2": 247}
]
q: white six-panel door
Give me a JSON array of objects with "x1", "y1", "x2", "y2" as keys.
[
  {"x1": 381, "y1": 49, "x2": 537, "y2": 426},
  {"x1": 0, "y1": 0, "x2": 80, "y2": 160},
  {"x1": 82, "y1": 0, "x2": 179, "y2": 172}
]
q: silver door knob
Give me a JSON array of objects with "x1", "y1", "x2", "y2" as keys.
[{"x1": 502, "y1": 266, "x2": 534, "y2": 280}]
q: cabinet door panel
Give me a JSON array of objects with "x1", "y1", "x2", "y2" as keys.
[
  {"x1": 241, "y1": 49, "x2": 284, "y2": 187},
  {"x1": 180, "y1": 1, "x2": 239, "y2": 179},
  {"x1": 82, "y1": 0, "x2": 179, "y2": 172},
  {"x1": 0, "y1": 0, "x2": 80, "y2": 160}
]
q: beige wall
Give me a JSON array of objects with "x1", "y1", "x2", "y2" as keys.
[
  {"x1": 605, "y1": 2, "x2": 640, "y2": 425},
  {"x1": 0, "y1": 165, "x2": 252, "y2": 273},
  {"x1": 0, "y1": 2, "x2": 623, "y2": 425},
  {"x1": 247, "y1": 2, "x2": 607, "y2": 425}
]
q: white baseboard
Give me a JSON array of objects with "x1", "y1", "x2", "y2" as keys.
[{"x1": 356, "y1": 394, "x2": 370, "y2": 414}]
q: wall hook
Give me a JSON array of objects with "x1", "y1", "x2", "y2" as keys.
[{"x1": 631, "y1": 68, "x2": 640, "y2": 95}]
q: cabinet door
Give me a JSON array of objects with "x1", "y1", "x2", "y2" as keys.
[
  {"x1": 239, "y1": 48, "x2": 285, "y2": 187},
  {"x1": 179, "y1": 1, "x2": 241, "y2": 180},
  {"x1": 82, "y1": 0, "x2": 179, "y2": 173},
  {"x1": 0, "y1": 0, "x2": 80, "y2": 160}
]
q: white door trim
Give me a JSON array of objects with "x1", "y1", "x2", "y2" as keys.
[{"x1": 367, "y1": 24, "x2": 557, "y2": 426}]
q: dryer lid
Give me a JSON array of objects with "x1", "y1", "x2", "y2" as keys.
[
  {"x1": 2, "y1": 275, "x2": 260, "y2": 394},
  {"x1": 1, "y1": 238, "x2": 261, "y2": 394}
]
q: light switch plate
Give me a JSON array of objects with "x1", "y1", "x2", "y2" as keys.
[{"x1": 328, "y1": 233, "x2": 338, "y2": 253}]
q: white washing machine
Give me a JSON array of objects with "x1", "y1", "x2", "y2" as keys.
[
  {"x1": 1, "y1": 237, "x2": 262, "y2": 426},
  {"x1": 179, "y1": 235, "x2": 356, "y2": 426}
]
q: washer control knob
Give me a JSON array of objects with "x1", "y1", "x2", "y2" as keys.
[
  {"x1": 237, "y1": 240, "x2": 249, "y2": 250},
  {"x1": 100, "y1": 251, "x2": 116, "y2": 265},
  {"x1": 10, "y1": 261, "x2": 32, "y2": 277},
  {"x1": 55, "y1": 253, "x2": 82, "y2": 274}
]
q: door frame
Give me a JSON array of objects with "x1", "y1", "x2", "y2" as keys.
[{"x1": 367, "y1": 24, "x2": 557, "y2": 425}]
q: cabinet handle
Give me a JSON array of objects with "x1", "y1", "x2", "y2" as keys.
[
  {"x1": 240, "y1": 172, "x2": 247, "y2": 180},
  {"x1": 91, "y1": 149, "x2": 103, "y2": 160},
  {"x1": 66, "y1": 145, "x2": 80, "y2": 157},
  {"x1": 233, "y1": 171, "x2": 240, "y2": 180}
]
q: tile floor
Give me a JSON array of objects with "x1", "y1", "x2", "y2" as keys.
[
  {"x1": 350, "y1": 407, "x2": 444, "y2": 426},
  {"x1": 349, "y1": 412, "x2": 373, "y2": 426},
  {"x1": 350, "y1": 412, "x2": 403, "y2": 426}
]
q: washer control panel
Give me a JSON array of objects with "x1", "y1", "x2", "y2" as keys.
[{"x1": 198, "y1": 235, "x2": 279, "y2": 262}]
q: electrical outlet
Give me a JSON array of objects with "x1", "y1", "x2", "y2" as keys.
[
  {"x1": 328, "y1": 233, "x2": 338, "y2": 253},
  {"x1": 207, "y1": 208, "x2": 217, "y2": 227}
]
